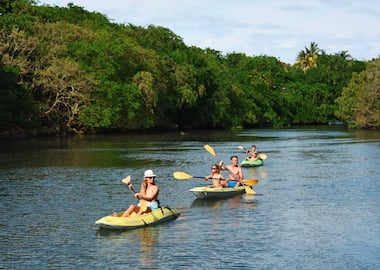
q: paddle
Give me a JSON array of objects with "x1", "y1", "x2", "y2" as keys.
[
  {"x1": 204, "y1": 144, "x2": 217, "y2": 157},
  {"x1": 237, "y1": 145, "x2": 267, "y2": 160},
  {"x1": 121, "y1": 176, "x2": 147, "y2": 212},
  {"x1": 173, "y1": 171, "x2": 259, "y2": 186},
  {"x1": 203, "y1": 145, "x2": 257, "y2": 194}
]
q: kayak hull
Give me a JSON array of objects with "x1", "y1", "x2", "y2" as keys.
[
  {"x1": 95, "y1": 206, "x2": 180, "y2": 230},
  {"x1": 190, "y1": 185, "x2": 245, "y2": 199},
  {"x1": 240, "y1": 159, "x2": 264, "y2": 167}
]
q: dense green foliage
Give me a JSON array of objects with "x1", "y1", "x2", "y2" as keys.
[
  {"x1": 336, "y1": 58, "x2": 380, "y2": 128},
  {"x1": 0, "y1": 0, "x2": 378, "y2": 134}
]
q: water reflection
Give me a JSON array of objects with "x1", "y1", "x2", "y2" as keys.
[
  {"x1": 190, "y1": 194, "x2": 257, "y2": 210},
  {"x1": 243, "y1": 167, "x2": 267, "y2": 179},
  {"x1": 137, "y1": 228, "x2": 159, "y2": 268},
  {"x1": 95, "y1": 226, "x2": 159, "y2": 268},
  {"x1": 191, "y1": 198, "x2": 231, "y2": 208}
]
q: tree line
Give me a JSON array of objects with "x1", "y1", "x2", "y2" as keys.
[{"x1": 0, "y1": 0, "x2": 379, "y2": 135}]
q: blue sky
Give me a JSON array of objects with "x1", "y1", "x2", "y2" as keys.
[{"x1": 39, "y1": 0, "x2": 380, "y2": 64}]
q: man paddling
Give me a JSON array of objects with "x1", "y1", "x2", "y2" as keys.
[{"x1": 219, "y1": 155, "x2": 244, "y2": 188}]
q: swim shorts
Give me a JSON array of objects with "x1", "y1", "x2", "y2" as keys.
[
  {"x1": 227, "y1": 181, "x2": 238, "y2": 188},
  {"x1": 138, "y1": 201, "x2": 159, "y2": 210}
]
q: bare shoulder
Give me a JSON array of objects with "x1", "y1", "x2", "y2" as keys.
[{"x1": 148, "y1": 184, "x2": 159, "y2": 192}]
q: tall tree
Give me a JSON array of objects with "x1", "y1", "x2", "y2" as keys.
[
  {"x1": 335, "y1": 50, "x2": 352, "y2": 60},
  {"x1": 335, "y1": 58, "x2": 380, "y2": 129},
  {"x1": 296, "y1": 41, "x2": 321, "y2": 71}
]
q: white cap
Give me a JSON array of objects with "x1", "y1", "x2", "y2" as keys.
[{"x1": 144, "y1": 169, "x2": 156, "y2": 177}]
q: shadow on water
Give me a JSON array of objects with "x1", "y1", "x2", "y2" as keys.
[
  {"x1": 190, "y1": 194, "x2": 258, "y2": 209},
  {"x1": 95, "y1": 226, "x2": 159, "y2": 237},
  {"x1": 190, "y1": 197, "x2": 239, "y2": 208}
]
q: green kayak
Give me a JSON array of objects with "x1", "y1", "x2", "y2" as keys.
[{"x1": 240, "y1": 158, "x2": 264, "y2": 167}]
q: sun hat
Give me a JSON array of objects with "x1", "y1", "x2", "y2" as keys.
[{"x1": 144, "y1": 169, "x2": 156, "y2": 178}]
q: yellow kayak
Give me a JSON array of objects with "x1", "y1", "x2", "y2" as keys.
[
  {"x1": 189, "y1": 185, "x2": 246, "y2": 199},
  {"x1": 95, "y1": 206, "x2": 181, "y2": 230}
]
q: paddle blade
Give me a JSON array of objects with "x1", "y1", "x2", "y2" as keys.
[
  {"x1": 237, "y1": 146, "x2": 245, "y2": 150},
  {"x1": 259, "y1": 153, "x2": 267, "y2": 160},
  {"x1": 242, "y1": 179, "x2": 259, "y2": 186},
  {"x1": 204, "y1": 144, "x2": 216, "y2": 157},
  {"x1": 121, "y1": 175, "x2": 131, "y2": 185},
  {"x1": 122, "y1": 175, "x2": 136, "y2": 193},
  {"x1": 140, "y1": 200, "x2": 148, "y2": 212},
  {"x1": 244, "y1": 186, "x2": 256, "y2": 195},
  {"x1": 173, "y1": 171, "x2": 193, "y2": 180}
]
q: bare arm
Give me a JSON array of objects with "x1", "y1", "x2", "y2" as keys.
[
  {"x1": 238, "y1": 167, "x2": 244, "y2": 180},
  {"x1": 136, "y1": 186, "x2": 159, "y2": 201}
]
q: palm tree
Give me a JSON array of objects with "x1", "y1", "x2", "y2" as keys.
[
  {"x1": 295, "y1": 42, "x2": 321, "y2": 71},
  {"x1": 335, "y1": 50, "x2": 352, "y2": 60}
]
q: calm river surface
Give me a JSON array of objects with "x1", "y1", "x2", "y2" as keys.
[{"x1": 1, "y1": 127, "x2": 379, "y2": 269}]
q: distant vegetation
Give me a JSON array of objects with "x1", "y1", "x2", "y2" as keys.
[{"x1": 0, "y1": 0, "x2": 379, "y2": 135}]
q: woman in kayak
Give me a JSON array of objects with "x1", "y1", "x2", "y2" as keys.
[
  {"x1": 115, "y1": 169, "x2": 160, "y2": 217},
  {"x1": 205, "y1": 164, "x2": 227, "y2": 187}
]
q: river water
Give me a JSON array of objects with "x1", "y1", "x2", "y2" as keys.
[{"x1": 0, "y1": 127, "x2": 379, "y2": 269}]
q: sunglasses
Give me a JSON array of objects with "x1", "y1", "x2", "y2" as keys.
[
  {"x1": 211, "y1": 167, "x2": 217, "y2": 170},
  {"x1": 146, "y1": 176, "x2": 155, "y2": 179}
]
